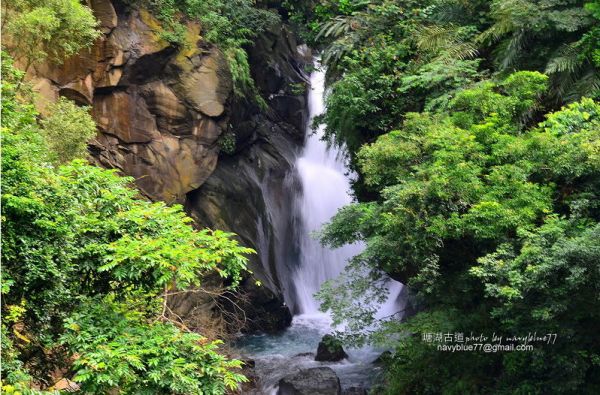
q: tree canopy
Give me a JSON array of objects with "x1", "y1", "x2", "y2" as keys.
[
  {"x1": 2, "y1": 0, "x2": 100, "y2": 73},
  {"x1": 285, "y1": 0, "x2": 600, "y2": 393}
]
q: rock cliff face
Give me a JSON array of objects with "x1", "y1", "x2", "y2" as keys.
[
  {"x1": 186, "y1": 22, "x2": 310, "y2": 333},
  {"x1": 32, "y1": 1, "x2": 229, "y2": 203},
  {"x1": 29, "y1": 0, "x2": 309, "y2": 332}
]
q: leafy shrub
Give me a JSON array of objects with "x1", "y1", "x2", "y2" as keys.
[
  {"x1": 1, "y1": 58, "x2": 251, "y2": 394},
  {"x1": 317, "y1": 71, "x2": 600, "y2": 393},
  {"x1": 39, "y1": 98, "x2": 97, "y2": 164},
  {"x1": 2, "y1": 0, "x2": 100, "y2": 72},
  {"x1": 61, "y1": 299, "x2": 246, "y2": 394}
]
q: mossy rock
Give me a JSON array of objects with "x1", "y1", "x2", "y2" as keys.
[{"x1": 315, "y1": 334, "x2": 348, "y2": 362}]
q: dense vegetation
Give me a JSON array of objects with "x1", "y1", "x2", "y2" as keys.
[
  {"x1": 2, "y1": 0, "x2": 101, "y2": 75},
  {"x1": 1, "y1": 0, "x2": 267, "y2": 393},
  {"x1": 2, "y1": 0, "x2": 599, "y2": 393},
  {"x1": 1, "y1": 54, "x2": 253, "y2": 394},
  {"x1": 132, "y1": 0, "x2": 280, "y2": 101},
  {"x1": 287, "y1": 0, "x2": 599, "y2": 159},
  {"x1": 282, "y1": 0, "x2": 600, "y2": 394}
]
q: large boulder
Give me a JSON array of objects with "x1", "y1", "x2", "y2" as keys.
[
  {"x1": 93, "y1": 90, "x2": 159, "y2": 143},
  {"x1": 342, "y1": 387, "x2": 367, "y2": 395},
  {"x1": 29, "y1": 2, "x2": 224, "y2": 205},
  {"x1": 175, "y1": 49, "x2": 232, "y2": 117},
  {"x1": 184, "y1": 19, "x2": 309, "y2": 332},
  {"x1": 90, "y1": 0, "x2": 117, "y2": 33},
  {"x1": 277, "y1": 367, "x2": 341, "y2": 395},
  {"x1": 315, "y1": 335, "x2": 348, "y2": 362}
]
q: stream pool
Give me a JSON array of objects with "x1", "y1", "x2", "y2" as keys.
[{"x1": 236, "y1": 313, "x2": 385, "y2": 394}]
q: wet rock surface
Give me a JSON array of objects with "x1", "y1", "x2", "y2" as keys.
[
  {"x1": 277, "y1": 367, "x2": 342, "y2": 395},
  {"x1": 186, "y1": 21, "x2": 309, "y2": 333},
  {"x1": 31, "y1": 3, "x2": 227, "y2": 204},
  {"x1": 342, "y1": 387, "x2": 368, "y2": 395},
  {"x1": 315, "y1": 335, "x2": 348, "y2": 362}
]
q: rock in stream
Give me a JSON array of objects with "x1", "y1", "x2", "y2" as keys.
[{"x1": 277, "y1": 367, "x2": 341, "y2": 395}]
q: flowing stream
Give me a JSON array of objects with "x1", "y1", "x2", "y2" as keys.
[{"x1": 237, "y1": 64, "x2": 403, "y2": 394}]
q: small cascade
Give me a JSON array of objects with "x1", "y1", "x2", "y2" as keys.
[{"x1": 291, "y1": 65, "x2": 364, "y2": 314}]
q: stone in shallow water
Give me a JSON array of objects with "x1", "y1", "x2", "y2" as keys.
[
  {"x1": 277, "y1": 367, "x2": 341, "y2": 395},
  {"x1": 315, "y1": 334, "x2": 348, "y2": 362},
  {"x1": 342, "y1": 386, "x2": 367, "y2": 395}
]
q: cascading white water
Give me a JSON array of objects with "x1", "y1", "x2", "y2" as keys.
[
  {"x1": 237, "y1": 63, "x2": 404, "y2": 394},
  {"x1": 291, "y1": 65, "x2": 364, "y2": 314}
]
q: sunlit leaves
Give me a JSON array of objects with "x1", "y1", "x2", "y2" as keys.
[
  {"x1": 40, "y1": 98, "x2": 97, "y2": 165},
  {"x1": 1, "y1": 59, "x2": 251, "y2": 393},
  {"x1": 60, "y1": 299, "x2": 248, "y2": 394},
  {"x1": 2, "y1": 0, "x2": 100, "y2": 71}
]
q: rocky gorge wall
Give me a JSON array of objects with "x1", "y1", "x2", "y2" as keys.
[{"x1": 27, "y1": 0, "x2": 310, "y2": 333}]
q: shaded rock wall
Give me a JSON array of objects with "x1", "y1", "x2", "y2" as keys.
[
  {"x1": 31, "y1": 1, "x2": 230, "y2": 203},
  {"x1": 28, "y1": 0, "x2": 309, "y2": 333},
  {"x1": 186, "y1": 22, "x2": 310, "y2": 333}
]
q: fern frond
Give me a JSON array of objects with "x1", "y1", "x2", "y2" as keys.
[
  {"x1": 498, "y1": 29, "x2": 527, "y2": 69},
  {"x1": 546, "y1": 43, "x2": 582, "y2": 74},
  {"x1": 558, "y1": 66, "x2": 600, "y2": 102},
  {"x1": 416, "y1": 25, "x2": 455, "y2": 53},
  {"x1": 478, "y1": 0, "x2": 535, "y2": 45},
  {"x1": 416, "y1": 25, "x2": 479, "y2": 63},
  {"x1": 442, "y1": 42, "x2": 479, "y2": 62},
  {"x1": 317, "y1": 15, "x2": 360, "y2": 41},
  {"x1": 430, "y1": 0, "x2": 477, "y2": 24}
]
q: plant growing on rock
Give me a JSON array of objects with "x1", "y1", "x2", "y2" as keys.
[
  {"x1": 39, "y1": 97, "x2": 97, "y2": 165},
  {"x1": 135, "y1": 0, "x2": 279, "y2": 104},
  {"x1": 1, "y1": 0, "x2": 100, "y2": 74},
  {"x1": 1, "y1": 58, "x2": 252, "y2": 394}
]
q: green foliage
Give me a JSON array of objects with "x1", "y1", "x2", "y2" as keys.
[
  {"x1": 218, "y1": 129, "x2": 237, "y2": 155},
  {"x1": 39, "y1": 98, "x2": 97, "y2": 164},
  {"x1": 400, "y1": 59, "x2": 483, "y2": 112},
  {"x1": 2, "y1": 0, "x2": 100, "y2": 72},
  {"x1": 310, "y1": 0, "x2": 489, "y2": 174},
  {"x1": 225, "y1": 45, "x2": 268, "y2": 107},
  {"x1": 60, "y1": 299, "x2": 247, "y2": 394},
  {"x1": 369, "y1": 309, "x2": 495, "y2": 395},
  {"x1": 283, "y1": 0, "x2": 370, "y2": 44},
  {"x1": 135, "y1": 0, "x2": 279, "y2": 102},
  {"x1": 138, "y1": 0, "x2": 279, "y2": 47},
  {"x1": 317, "y1": 68, "x2": 600, "y2": 392},
  {"x1": 1, "y1": 59, "x2": 251, "y2": 393},
  {"x1": 480, "y1": 0, "x2": 599, "y2": 99},
  {"x1": 304, "y1": 0, "x2": 598, "y2": 174}
]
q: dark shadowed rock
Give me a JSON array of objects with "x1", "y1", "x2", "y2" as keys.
[
  {"x1": 185, "y1": 19, "x2": 309, "y2": 332},
  {"x1": 277, "y1": 367, "x2": 341, "y2": 395},
  {"x1": 242, "y1": 358, "x2": 256, "y2": 369},
  {"x1": 342, "y1": 387, "x2": 367, "y2": 395},
  {"x1": 315, "y1": 334, "x2": 348, "y2": 362}
]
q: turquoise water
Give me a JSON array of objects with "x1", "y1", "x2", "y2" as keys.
[{"x1": 236, "y1": 314, "x2": 385, "y2": 393}]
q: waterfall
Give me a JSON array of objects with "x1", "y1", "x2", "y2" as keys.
[
  {"x1": 291, "y1": 64, "x2": 364, "y2": 314},
  {"x1": 237, "y1": 62, "x2": 404, "y2": 393}
]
